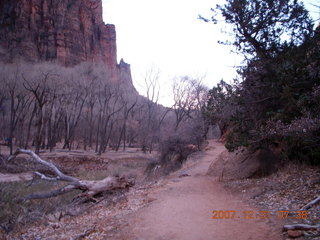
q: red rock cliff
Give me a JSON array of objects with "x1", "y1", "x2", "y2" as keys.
[{"x1": 0, "y1": 0, "x2": 132, "y2": 84}]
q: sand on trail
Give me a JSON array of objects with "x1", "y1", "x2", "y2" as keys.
[{"x1": 132, "y1": 140, "x2": 281, "y2": 240}]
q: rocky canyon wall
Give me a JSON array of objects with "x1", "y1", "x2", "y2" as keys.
[{"x1": 0, "y1": 0, "x2": 132, "y2": 85}]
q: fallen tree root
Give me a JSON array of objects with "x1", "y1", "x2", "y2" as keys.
[
  {"x1": 300, "y1": 195, "x2": 320, "y2": 211},
  {"x1": 283, "y1": 224, "x2": 320, "y2": 231},
  {"x1": 9, "y1": 148, "x2": 134, "y2": 201}
]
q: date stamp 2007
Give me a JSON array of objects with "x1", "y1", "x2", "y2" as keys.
[{"x1": 211, "y1": 210, "x2": 309, "y2": 220}]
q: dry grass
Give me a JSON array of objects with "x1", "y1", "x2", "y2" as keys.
[{"x1": 0, "y1": 180, "x2": 80, "y2": 232}]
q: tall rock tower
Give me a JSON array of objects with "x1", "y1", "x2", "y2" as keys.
[{"x1": 0, "y1": 0, "x2": 132, "y2": 85}]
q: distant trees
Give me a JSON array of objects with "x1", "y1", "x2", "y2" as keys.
[
  {"x1": 204, "y1": 0, "x2": 320, "y2": 164},
  {"x1": 136, "y1": 68, "x2": 169, "y2": 153},
  {"x1": 1, "y1": 64, "x2": 31, "y2": 154},
  {"x1": 21, "y1": 64, "x2": 58, "y2": 153},
  {"x1": 0, "y1": 59, "x2": 210, "y2": 159},
  {"x1": 172, "y1": 76, "x2": 208, "y2": 131},
  {"x1": 167, "y1": 76, "x2": 209, "y2": 150},
  {"x1": 0, "y1": 62, "x2": 133, "y2": 153}
]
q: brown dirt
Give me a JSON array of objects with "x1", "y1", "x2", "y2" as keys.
[
  {"x1": 0, "y1": 172, "x2": 34, "y2": 182},
  {"x1": 130, "y1": 141, "x2": 282, "y2": 240}
]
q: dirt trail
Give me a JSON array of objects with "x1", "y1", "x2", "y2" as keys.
[{"x1": 131, "y1": 141, "x2": 281, "y2": 240}]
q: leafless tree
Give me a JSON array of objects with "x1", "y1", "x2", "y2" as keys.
[
  {"x1": 83, "y1": 79, "x2": 98, "y2": 150},
  {"x1": 95, "y1": 82, "x2": 124, "y2": 154},
  {"x1": 0, "y1": 64, "x2": 35, "y2": 154},
  {"x1": 21, "y1": 64, "x2": 58, "y2": 153},
  {"x1": 171, "y1": 76, "x2": 198, "y2": 131},
  {"x1": 115, "y1": 90, "x2": 138, "y2": 151},
  {"x1": 61, "y1": 74, "x2": 88, "y2": 150},
  {"x1": 136, "y1": 68, "x2": 170, "y2": 152}
]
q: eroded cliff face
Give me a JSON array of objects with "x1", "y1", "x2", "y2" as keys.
[{"x1": 0, "y1": 0, "x2": 132, "y2": 84}]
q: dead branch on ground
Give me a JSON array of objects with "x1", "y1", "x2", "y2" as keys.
[
  {"x1": 8, "y1": 149, "x2": 134, "y2": 201},
  {"x1": 300, "y1": 195, "x2": 320, "y2": 211},
  {"x1": 283, "y1": 196, "x2": 320, "y2": 235},
  {"x1": 283, "y1": 224, "x2": 320, "y2": 231}
]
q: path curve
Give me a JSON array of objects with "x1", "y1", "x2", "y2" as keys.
[{"x1": 131, "y1": 141, "x2": 281, "y2": 240}]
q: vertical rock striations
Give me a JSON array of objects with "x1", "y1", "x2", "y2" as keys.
[{"x1": 0, "y1": 0, "x2": 132, "y2": 85}]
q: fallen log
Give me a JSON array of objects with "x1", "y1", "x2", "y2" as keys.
[{"x1": 8, "y1": 149, "x2": 134, "y2": 201}]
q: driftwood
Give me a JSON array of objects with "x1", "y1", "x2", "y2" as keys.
[
  {"x1": 8, "y1": 149, "x2": 134, "y2": 201},
  {"x1": 283, "y1": 224, "x2": 320, "y2": 231}
]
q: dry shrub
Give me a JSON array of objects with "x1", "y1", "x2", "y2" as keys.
[{"x1": 146, "y1": 137, "x2": 198, "y2": 177}]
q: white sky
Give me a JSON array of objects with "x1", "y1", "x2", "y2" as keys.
[{"x1": 102, "y1": 0, "x2": 319, "y2": 105}]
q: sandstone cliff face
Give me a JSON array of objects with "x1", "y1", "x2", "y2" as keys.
[{"x1": 0, "y1": 0, "x2": 132, "y2": 85}]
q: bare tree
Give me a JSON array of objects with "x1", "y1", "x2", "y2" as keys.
[
  {"x1": 0, "y1": 64, "x2": 34, "y2": 154},
  {"x1": 22, "y1": 64, "x2": 58, "y2": 153},
  {"x1": 95, "y1": 82, "x2": 124, "y2": 154},
  {"x1": 44, "y1": 81, "x2": 64, "y2": 151},
  {"x1": 137, "y1": 68, "x2": 170, "y2": 152},
  {"x1": 171, "y1": 76, "x2": 198, "y2": 131},
  {"x1": 83, "y1": 79, "x2": 98, "y2": 150},
  {"x1": 115, "y1": 90, "x2": 138, "y2": 152},
  {"x1": 61, "y1": 77, "x2": 88, "y2": 150}
]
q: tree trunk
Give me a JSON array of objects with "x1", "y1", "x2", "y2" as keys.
[
  {"x1": 116, "y1": 124, "x2": 125, "y2": 152},
  {"x1": 35, "y1": 106, "x2": 43, "y2": 153},
  {"x1": 25, "y1": 104, "x2": 37, "y2": 149},
  {"x1": 9, "y1": 94, "x2": 15, "y2": 155}
]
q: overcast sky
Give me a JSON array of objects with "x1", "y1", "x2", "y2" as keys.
[{"x1": 102, "y1": 0, "x2": 319, "y2": 105}]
